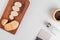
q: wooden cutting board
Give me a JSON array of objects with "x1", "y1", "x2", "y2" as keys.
[{"x1": 0, "y1": 0, "x2": 30, "y2": 34}]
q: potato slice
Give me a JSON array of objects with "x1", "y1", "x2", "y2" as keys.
[
  {"x1": 4, "y1": 20, "x2": 19, "y2": 31},
  {"x1": 14, "y1": 2, "x2": 22, "y2": 7},
  {"x1": 12, "y1": 6, "x2": 20, "y2": 11},
  {"x1": 11, "y1": 11, "x2": 18, "y2": 16},
  {"x1": 1, "y1": 19, "x2": 8, "y2": 26},
  {"x1": 9, "y1": 15, "x2": 14, "y2": 20}
]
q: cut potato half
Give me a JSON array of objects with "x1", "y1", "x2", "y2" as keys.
[
  {"x1": 4, "y1": 20, "x2": 19, "y2": 31},
  {"x1": 1, "y1": 19, "x2": 8, "y2": 26}
]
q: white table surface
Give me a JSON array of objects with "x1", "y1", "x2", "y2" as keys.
[{"x1": 0, "y1": 0, "x2": 60, "y2": 40}]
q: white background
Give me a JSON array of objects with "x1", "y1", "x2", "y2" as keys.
[{"x1": 0, "y1": 0, "x2": 60, "y2": 40}]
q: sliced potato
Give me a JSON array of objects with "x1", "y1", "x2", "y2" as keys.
[
  {"x1": 4, "y1": 20, "x2": 19, "y2": 31},
  {"x1": 9, "y1": 15, "x2": 14, "y2": 20},
  {"x1": 12, "y1": 6, "x2": 20, "y2": 11},
  {"x1": 11, "y1": 11, "x2": 18, "y2": 16},
  {"x1": 14, "y1": 2, "x2": 22, "y2": 7}
]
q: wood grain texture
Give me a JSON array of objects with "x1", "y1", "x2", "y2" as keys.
[{"x1": 0, "y1": 0, "x2": 30, "y2": 34}]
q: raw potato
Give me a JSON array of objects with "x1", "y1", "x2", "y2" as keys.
[
  {"x1": 1, "y1": 19, "x2": 8, "y2": 26},
  {"x1": 4, "y1": 20, "x2": 19, "y2": 31},
  {"x1": 12, "y1": 6, "x2": 20, "y2": 11},
  {"x1": 14, "y1": 2, "x2": 22, "y2": 7},
  {"x1": 11, "y1": 11, "x2": 18, "y2": 16},
  {"x1": 9, "y1": 15, "x2": 14, "y2": 20}
]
